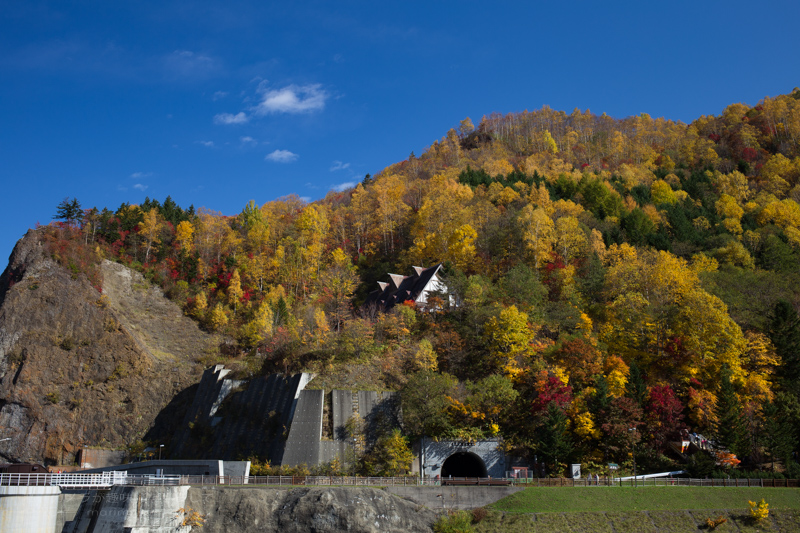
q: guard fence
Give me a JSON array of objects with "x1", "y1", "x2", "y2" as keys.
[{"x1": 1, "y1": 473, "x2": 797, "y2": 489}]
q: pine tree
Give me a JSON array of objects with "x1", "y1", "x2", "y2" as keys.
[
  {"x1": 761, "y1": 398, "x2": 796, "y2": 471},
  {"x1": 536, "y1": 401, "x2": 574, "y2": 475},
  {"x1": 770, "y1": 300, "x2": 800, "y2": 394},
  {"x1": 54, "y1": 197, "x2": 82, "y2": 226},
  {"x1": 625, "y1": 361, "x2": 648, "y2": 408},
  {"x1": 714, "y1": 365, "x2": 747, "y2": 457}
]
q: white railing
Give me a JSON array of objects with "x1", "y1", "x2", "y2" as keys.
[
  {"x1": 1, "y1": 473, "x2": 797, "y2": 489},
  {"x1": 0, "y1": 472, "x2": 180, "y2": 487}
]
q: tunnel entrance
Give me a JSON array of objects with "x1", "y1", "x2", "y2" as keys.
[{"x1": 440, "y1": 452, "x2": 487, "y2": 478}]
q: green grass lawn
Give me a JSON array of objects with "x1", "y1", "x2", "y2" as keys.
[
  {"x1": 471, "y1": 487, "x2": 800, "y2": 533},
  {"x1": 491, "y1": 486, "x2": 800, "y2": 514}
]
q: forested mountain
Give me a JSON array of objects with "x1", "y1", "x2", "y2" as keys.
[{"x1": 30, "y1": 89, "x2": 800, "y2": 475}]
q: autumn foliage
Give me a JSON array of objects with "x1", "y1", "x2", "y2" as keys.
[{"x1": 39, "y1": 89, "x2": 800, "y2": 477}]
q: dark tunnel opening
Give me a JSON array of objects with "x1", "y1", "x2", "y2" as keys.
[{"x1": 440, "y1": 452, "x2": 488, "y2": 478}]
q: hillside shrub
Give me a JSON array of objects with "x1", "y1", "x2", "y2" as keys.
[{"x1": 433, "y1": 510, "x2": 474, "y2": 533}]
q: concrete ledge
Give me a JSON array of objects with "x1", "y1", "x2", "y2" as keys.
[{"x1": 384, "y1": 485, "x2": 523, "y2": 510}]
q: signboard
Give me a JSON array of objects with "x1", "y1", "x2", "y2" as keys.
[{"x1": 607, "y1": 463, "x2": 619, "y2": 470}]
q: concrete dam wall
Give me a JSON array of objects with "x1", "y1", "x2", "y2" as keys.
[
  {"x1": 170, "y1": 367, "x2": 312, "y2": 463},
  {"x1": 170, "y1": 365, "x2": 397, "y2": 468}
]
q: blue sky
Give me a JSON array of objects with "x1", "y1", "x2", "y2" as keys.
[{"x1": 2, "y1": 1, "x2": 799, "y2": 262}]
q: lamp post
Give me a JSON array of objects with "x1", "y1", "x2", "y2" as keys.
[
  {"x1": 628, "y1": 428, "x2": 637, "y2": 488},
  {"x1": 0, "y1": 438, "x2": 10, "y2": 442},
  {"x1": 159, "y1": 444, "x2": 164, "y2": 461},
  {"x1": 351, "y1": 437, "x2": 357, "y2": 478}
]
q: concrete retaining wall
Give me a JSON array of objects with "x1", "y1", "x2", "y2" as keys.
[
  {"x1": 57, "y1": 490, "x2": 86, "y2": 533},
  {"x1": 282, "y1": 389, "x2": 324, "y2": 466},
  {"x1": 386, "y1": 485, "x2": 523, "y2": 510},
  {"x1": 0, "y1": 485, "x2": 60, "y2": 533}
]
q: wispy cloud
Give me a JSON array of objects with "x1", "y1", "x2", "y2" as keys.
[
  {"x1": 332, "y1": 181, "x2": 356, "y2": 192},
  {"x1": 164, "y1": 50, "x2": 219, "y2": 80},
  {"x1": 254, "y1": 84, "x2": 328, "y2": 115},
  {"x1": 196, "y1": 140, "x2": 215, "y2": 148},
  {"x1": 265, "y1": 149, "x2": 298, "y2": 163},
  {"x1": 329, "y1": 160, "x2": 350, "y2": 172},
  {"x1": 133, "y1": 183, "x2": 148, "y2": 191},
  {"x1": 240, "y1": 136, "x2": 257, "y2": 145},
  {"x1": 213, "y1": 112, "x2": 249, "y2": 125},
  {"x1": 212, "y1": 91, "x2": 228, "y2": 101},
  {"x1": 130, "y1": 171, "x2": 152, "y2": 179}
]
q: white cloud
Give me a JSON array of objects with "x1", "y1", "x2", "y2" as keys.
[
  {"x1": 196, "y1": 140, "x2": 215, "y2": 147},
  {"x1": 130, "y1": 171, "x2": 152, "y2": 179},
  {"x1": 255, "y1": 84, "x2": 328, "y2": 115},
  {"x1": 240, "y1": 136, "x2": 257, "y2": 145},
  {"x1": 133, "y1": 183, "x2": 148, "y2": 191},
  {"x1": 329, "y1": 160, "x2": 350, "y2": 172},
  {"x1": 213, "y1": 112, "x2": 249, "y2": 125},
  {"x1": 265, "y1": 149, "x2": 298, "y2": 163},
  {"x1": 212, "y1": 91, "x2": 228, "y2": 101},
  {"x1": 332, "y1": 181, "x2": 356, "y2": 192}
]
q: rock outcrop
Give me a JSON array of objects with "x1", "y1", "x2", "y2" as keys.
[
  {"x1": 73, "y1": 486, "x2": 438, "y2": 533},
  {"x1": 0, "y1": 229, "x2": 217, "y2": 465}
]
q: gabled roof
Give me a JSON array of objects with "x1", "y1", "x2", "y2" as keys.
[{"x1": 364, "y1": 263, "x2": 444, "y2": 312}]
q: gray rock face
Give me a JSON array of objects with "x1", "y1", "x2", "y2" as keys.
[
  {"x1": 183, "y1": 486, "x2": 437, "y2": 533},
  {"x1": 0, "y1": 229, "x2": 211, "y2": 465}
]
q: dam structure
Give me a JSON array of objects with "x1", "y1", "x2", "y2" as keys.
[{"x1": 171, "y1": 365, "x2": 398, "y2": 468}]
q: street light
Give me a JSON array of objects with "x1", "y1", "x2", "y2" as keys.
[
  {"x1": 159, "y1": 444, "x2": 164, "y2": 461},
  {"x1": 351, "y1": 438, "x2": 357, "y2": 478},
  {"x1": 0, "y1": 438, "x2": 11, "y2": 442},
  {"x1": 628, "y1": 428, "x2": 637, "y2": 488}
]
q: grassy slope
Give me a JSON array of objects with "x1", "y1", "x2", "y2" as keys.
[
  {"x1": 473, "y1": 487, "x2": 800, "y2": 533},
  {"x1": 492, "y1": 487, "x2": 800, "y2": 513}
]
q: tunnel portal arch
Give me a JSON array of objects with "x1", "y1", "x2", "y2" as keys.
[{"x1": 440, "y1": 451, "x2": 488, "y2": 478}]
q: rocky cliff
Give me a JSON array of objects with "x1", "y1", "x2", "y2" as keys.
[
  {"x1": 0, "y1": 229, "x2": 217, "y2": 465},
  {"x1": 69, "y1": 486, "x2": 438, "y2": 533}
]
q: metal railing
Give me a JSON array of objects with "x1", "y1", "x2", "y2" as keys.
[
  {"x1": 510, "y1": 477, "x2": 800, "y2": 488},
  {"x1": 2, "y1": 473, "x2": 797, "y2": 489},
  {"x1": 0, "y1": 473, "x2": 180, "y2": 488}
]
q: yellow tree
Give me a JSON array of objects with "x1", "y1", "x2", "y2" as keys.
[
  {"x1": 715, "y1": 194, "x2": 745, "y2": 236},
  {"x1": 208, "y1": 303, "x2": 229, "y2": 331},
  {"x1": 602, "y1": 247, "x2": 747, "y2": 386},
  {"x1": 413, "y1": 339, "x2": 438, "y2": 372},
  {"x1": 195, "y1": 208, "x2": 229, "y2": 265},
  {"x1": 239, "y1": 200, "x2": 270, "y2": 254},
  {"x1": 518, "y1": 205, "x2": 555, "y2": 268},
  {"x1": 349, "y1": 183, "x2": 376, "y2": 256},
  {"x1": 175, "y1": 220, "x2": 195, "y2": 252},
  {"x1": 543, "y1": 130, "x2": 558, "y2": 154},
  {"x1": 650, "y1": 180, "x2": 677, "y2": 205},
  {"x1": 297, "y1": 204, "x2": 330, "y2": 284},
  {"x1": 137, "y1": 207, "x2": 164, "y2": 264},
  {"x1": 407, "y1": 174, "x2": 474, "y2": 266},
  {"x1": 372, "y1": 174, "x2": 410, "y2": 254},
  {"x1": 239, "y1": 303, "x2": 274, "y2": 348},
  {"x1": 446, "y1": 224, "x2": 478, "y2": 272},
  {"x1": 319, "y1": 248, "x2": 360, "y2": 332},
  {"x1": 554, "y1": 216, "x2": 587, "y2": 262},
  {"x1": 484, "y1": 305, "x2": 537, "y2": 380},
  {"x1": 228, "y1": 269, "x2": 244, "y2": 312}
]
